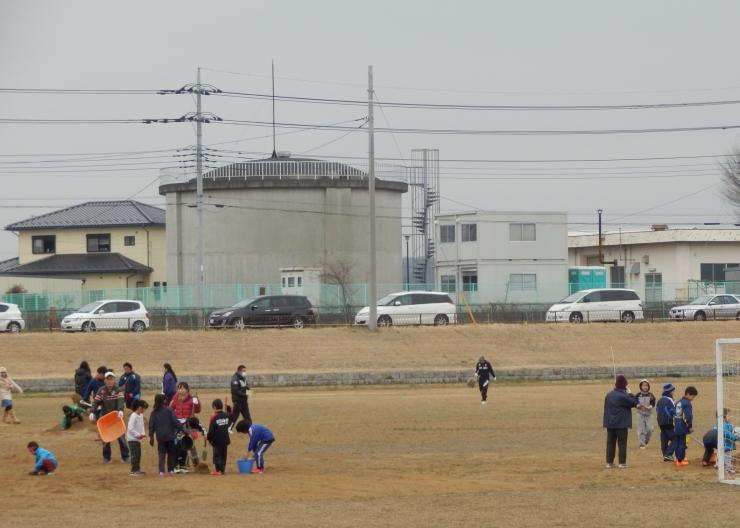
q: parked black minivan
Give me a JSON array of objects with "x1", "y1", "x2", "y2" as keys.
[{"x1": 208, "y1": 295, "x2": 316, "y2": 329}]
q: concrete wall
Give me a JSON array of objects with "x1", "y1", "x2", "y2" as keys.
[
  {"x1": 165, "y1": 182, "x2": 405, "y2": 287},
  {"x1": 0, "y1": 277, "x2": 82, "y2": 294}
]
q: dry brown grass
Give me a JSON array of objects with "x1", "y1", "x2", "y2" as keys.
[
  {"x1": 2, "y1": 381, "x2": 737, "y2": 527},
  {"x1": 1, "y1": 322, "x2": 736, "y2": 379}
]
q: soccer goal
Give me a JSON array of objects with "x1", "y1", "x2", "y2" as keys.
[{"x1": 716, "y1": 338, "x2": 740, "y2": 484}]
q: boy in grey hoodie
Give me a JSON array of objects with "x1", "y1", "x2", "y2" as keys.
[{"x1": 636, "y1": 379, "x2": 656, "y2": 449}]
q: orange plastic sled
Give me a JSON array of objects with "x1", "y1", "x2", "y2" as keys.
[{"x1": 97, "y1": 411, "x2": 126, "y2": 443}]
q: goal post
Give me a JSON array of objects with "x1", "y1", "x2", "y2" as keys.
[{"x1": 716, "y1": 338, "x2": 740, "y2": 485}]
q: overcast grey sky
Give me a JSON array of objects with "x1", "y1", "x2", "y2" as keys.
[{"x1": 2, "y1": 0, "x2": 740, "y2": 259}]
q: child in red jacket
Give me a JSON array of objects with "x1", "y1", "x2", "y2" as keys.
[{"x1": 170, "y1": 382, "x2": 202, "y2": 471}]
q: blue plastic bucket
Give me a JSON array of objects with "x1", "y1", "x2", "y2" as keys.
[{"x1": 236, "y1": 459, "x2": 253, "y2": 474}]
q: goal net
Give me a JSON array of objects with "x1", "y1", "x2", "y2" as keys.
[{"x1": 716, "y1": 338, "x2": 740, "y2": 484}]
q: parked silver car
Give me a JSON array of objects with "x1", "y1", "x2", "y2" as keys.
[
  {"x1": 669, "y1": 294, "x2": 740, "y2": 321},
  {"x1": 0, "y1": 302, "x2": 25, "y2": 333}
]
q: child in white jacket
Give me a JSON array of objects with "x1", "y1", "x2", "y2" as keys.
[
  {"x1": 636, "y1": 379, "x2": 656, "y2": 449},
  {"x1": 126, "y1": 399, "x2": 148, "y2": 476},
  {"x1": 0, "y1": 366, "x2": 23, "y2": 424}
]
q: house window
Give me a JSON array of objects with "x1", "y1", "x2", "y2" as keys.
[
  {"x1": 462, "y1": 272, "x2": 478, "y2": 292},
  {"x1": 32, "y1": 235, "x2": 56, "y2": 254},
  {"x1": 281, "y1": 277, "x2": 286, "y2": 287},
  {"x1": 440, "y1": 275, "x2": 456, "y2": 293},
  {"x1": 700, "y1": 263, "x2": 739, "y2": 283},
  {"x1": 461, "y1": 223, "x2": 477, "y2": 242},
  {"x1": 87, "y1": 234, "x2": 111, "y2": 253},
  {"x1": 510, "y1": 223, "x2": 536, "y2": 241},
  {"x1": 440, "y1": 225, "x2": 455, "y2": 243},
  {"x1": 510, "y1": 273, "x2": 537, "y2": 291},
  {"x1": 124, "y1": 236, "x2": 136, "y2": 246},
  {"x1": 297, "y1": 276, "x2": 302, "y2": 287},
  {"x1": 645, "y1": 272, "x2": 663, "y2": 302},
  {"x1": 288, "y1": 277, "x2": 295, "y2": 287}
]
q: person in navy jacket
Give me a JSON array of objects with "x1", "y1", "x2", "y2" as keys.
[
  {"x1": 162, "y1": 363, "x2": 177, "y2": 404},
  {"x1": 674, "y1": 386, "x2": 698, "y2": 466},
  {"x1": 602, "y1": 375, "x2": 638, "y2": 468},
  {"x1": 656, "y1": 383, "x2": 677, "y2": 462},
  {"x1": 235, "y1": 420, "x2": 275, "y2": 474},
  {"x1": 118, "y1": 362, "x2": 141, "y2": 409},
  {"x1": 82, "y1": 366, "x2": 107, "y2": 404}
]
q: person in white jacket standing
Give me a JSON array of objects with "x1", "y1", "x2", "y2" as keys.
[
  {"x1": 0, "y1": 366, "x2": 23, "y2": 424},
  {"x1": 127, "y1": 399, "x2": 148, "y2": 476},
  {"x1": 636, "y1": 379, "x2": 656, "y2": 449}
]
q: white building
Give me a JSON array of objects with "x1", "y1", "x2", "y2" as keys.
[
  {"x1": 434, "y1": 211, "x2": 569, "y2": 304},
  {"x1": 568, "y1": 228, "x2": 740, "y2": 302}
]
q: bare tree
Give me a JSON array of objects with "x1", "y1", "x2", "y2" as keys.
[
  {"x1": 721, "y1": 149, "x2": 740, "y2": 218},
  {"x1": 321, "y1": 259, "x2": 356, "y2": 324},
  {"x1": 5, "y1": 284, "x2": 27, "y2": 294}
]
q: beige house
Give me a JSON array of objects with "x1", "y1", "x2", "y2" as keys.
[{"x1": 0, "y1": 201, "x2": 166, "y2": 292}]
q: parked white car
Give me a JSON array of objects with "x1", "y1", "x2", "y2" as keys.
[
  {"x1": 669, "y1": 294, "x2": 740, "y2": 321},
  {"x1": 0, "y1": 302, "x2": 25, "y2": 333},
  {"x1": 61, "y1": 300, "x2": 150, "y2": 332},
  {"x1": 355, "y1": 291, "x2": 457, "y2": 327},
  {"x1": 546, "y1": 288, "x2": 644, "y2": 323}
]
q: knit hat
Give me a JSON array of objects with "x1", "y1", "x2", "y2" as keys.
[
  {"x1": 663, "y1": 383, "x2": 676, "y2": 393},
  {"x1": 615, "y1": 375, "x2": 628, "y2": 389}
]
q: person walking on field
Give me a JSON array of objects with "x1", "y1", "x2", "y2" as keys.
[
  {"x1": 229, "y1": 365, "x2": 252, "y2": 430},
  {"x1": 0, "y1": 366, "x2": 23, "y2": 424},
  {"x1": 74, "y1": 361, "x2": 92, "y2": 398},
  {"x1": 91, "y1": 372, "x2": 130, "y2": 464},
  {"x1": 162, "y1": 363, "x2": 177, "y2": 404},
  {"x1": 636, "y1": 379, "x2": 656, "y2": 449},
  {"x1": 603, "y1": 375, "x2": 638, "y2": 469},
  {"x1": 474, "y1": 356, "x2": 496, "y2": 405}
]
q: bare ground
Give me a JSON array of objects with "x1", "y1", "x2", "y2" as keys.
[{"x1": 1, "y1": 381, "x2": 737, "y2": 528}]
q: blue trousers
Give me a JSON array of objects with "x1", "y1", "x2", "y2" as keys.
[
  {"x1": 660, "y1": 425, "x2": 675, "y2": 458},
  {"x1": 675, "y1": 434, "x2": 688, "y2": 461},
  {"x1": 254, "y1": 440, "x2": 274, "y2": 470},
  {"x1": 103, "y1": 436, "x2": 130, "y2": 462}
]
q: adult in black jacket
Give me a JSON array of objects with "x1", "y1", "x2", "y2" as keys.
[
  {"x1": 474, "y1": 356, "x2": 496, "y2": 404},
  {"x1": 74, "y1": 361, "x2": 92, "y2": 398},
  {"x1": 229, "y1": 365, "x2": 251, "y2": 429},
  {"x1": 603, "y1": 375, "x2": 638, "y2": 468}
]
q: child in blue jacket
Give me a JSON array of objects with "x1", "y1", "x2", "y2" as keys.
[
  {"x1": 674, "y1": 386, "x2": 698, "y2": 466},
  {"x1": 702, "y1": 408, "x2": 738, "y2": 473},
  {"x1": 656, "y1": 383, "x2": 676, "y2": 462},
  {"x1": 27, "y1": 441, "x2": 57, "y2": 475},
  {"x1": 235, "y1": 420, "x2": 275, "y2": 474}
]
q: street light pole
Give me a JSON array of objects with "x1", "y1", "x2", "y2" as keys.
[
  {"x1": 404, "y1": 235, "x2": 410, "y2": 290},
  {"x1": 367, "y1": 65, "x2": 377, "y2": 331}
]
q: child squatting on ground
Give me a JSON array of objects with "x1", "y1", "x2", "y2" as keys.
[
  {"x1": 1, "y1": 366, "x2": 23, "y2": 424},
  {"x1": 636, "y1": 379, "x2": 656, "y2": 449},
  {"x1": 702, "y1": 408, "x2": 739, "y2": 473},
  {"x1": 674, "y1": 386, "x2": 698, "y2": 467},
  {"x1": 235, "y1": 420, "x2": 275, "y2": 474},
  {"x1": 127, "y1": 399, "x2": 149, "y2": 476},
  {"x1": 27, "y1": 441, "x2": 57, "y2": 476}
]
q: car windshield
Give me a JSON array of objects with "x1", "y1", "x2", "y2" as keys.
[
  {"x1": 232, "y1": 298, "x2": 257, "y2": 309},
  {"x1": 559, "y1": 292, "x2": 584, "y2": 303},
  {"x1": 689, "y1": 295, "x2": 714, "y2": 305},
  {"x1": 377, "y1": 294, "x2": 400, "y2": 306},
  {"x1": 77, "y1": 301, "x2": 104, "y2": 313}
]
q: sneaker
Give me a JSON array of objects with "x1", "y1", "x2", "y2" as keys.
[
  {"x1": 210, "y1": 470, "x2": 223, "y2": 476},
  {"x1": 173, "y1": 467, "x2": 186, "y2": 474},
  {"x1": 123, "y1": 458, "x2": 130, "y2": 464},
  {"x1": 674, "y1": 459, "x2": 681, "y2": 467},
  {"x1": 130, "y1": 471, "x2": 142, "y2": 477},
  {"x1": 680, "y1": 460, "x2": 689, "y2": 466},
  {"x1": 103, "y1": 459, "x2": 111, "y2": 464},
  {"x1": 618, "y1": 464, "x2": 628, "y2": 469},
  {"x1": 159, "y1": 472, "x2": 166, "y2": 478},
  {"x1": 168, "y1": 471, "x2": 176, "y2": 477},
  {"x1": 639, "y1": 445, "x2": 646, "y2": 450},
  {"x1": 702, "y1": 461, "x2": 711, "y2": 467},
  {"x1": 251, "y1": 468, "x2": 264, "y2": 474},
  {"x1": 663, "y1": 456, "x2": 674, "y2": 462},
  {"x1": 605, "y1": 463, "x2": 613, "y2": 469},
  {"x1": 481, "y1": 401, "x2": 486, "y2": 405}
]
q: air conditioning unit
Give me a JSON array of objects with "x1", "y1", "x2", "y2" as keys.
[{"x1": 630, "y1": 262, "x2": 641, "y2": 275}]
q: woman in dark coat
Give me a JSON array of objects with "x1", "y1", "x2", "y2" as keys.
[
  {"x1": 603, "y1": 374, "x2": 638, "y2": 469},
  {"x1": 162, "y1": 363, "x2": 178, "y2": 403},
  {"x1": 74, "y1": 361, "x2": 92, "y2": 397}
]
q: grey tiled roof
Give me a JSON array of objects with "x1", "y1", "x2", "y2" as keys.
[
  {"x1": 0, "y1": 253, "x2": 152, "y2": 276},
  {"x1": 5, "y1": 200, "x2": 165, "y2": 231},
  {"x1": 0, "y1": 257, "x2": 19, "y2": 273}
]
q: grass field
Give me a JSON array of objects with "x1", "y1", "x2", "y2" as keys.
[
  {"x1": 2, "y1": 380, "x2": 738, "y2": 527},
  {"x1": 2, "y1": 321, "x2": 737, "y2": 379}
]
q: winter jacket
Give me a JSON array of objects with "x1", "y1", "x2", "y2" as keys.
[
  {"x1": 602, "y1": 388, "x2": 638, "y2": 429},
  {"x1": 170, "y1": 393, "x2": 201, "y2": 421},
  {"x1": 162, "y1": 372, "x2": 177, "y2": 402},
  {"x1": 93, "y1": 385, "x2": 125, "y2": 415},
  {"x1": 74, "y1": 367, "x2": 91, "y2": 396},
  {"x1": 230, "y1": 372, "x2": 250, "y2": 404},
  {"x1": 207, "y1": 411, "x2": 231, "y2": 447},
  {"x1": 33, "y1": 447, "x2": 57, "y2": 471},
  {"x1": 637, "y1": 391, "x2": 656, "y2": 416},
  {"x1": 118, "y1": 371, "x2": 141, "y2": 398},
  {"x1": 656, "y1": 394, "x2": 676, "y2": 427},
  {"x1": 82, "y1": 376, "x2": 104, "y2": 402},
  {"x1": 0, "y1": 376, "x2": 22, "y2": 401},
  {"x1": 674, "y1": 397, "x2": 694, "y2": 435},
  {"x1": 61, "y1": 404, "x2": 86, "y2": 430},
  {"x1": 126, "y1": 412, "x2": 146, "y2": 442},
  {"x1": 148, "y1": 406, "x2": 184, "y2": 443},
  {"x1": 706, "y1": 422, "x2": 739, "y2": 452},
  {"x1": 247, "y1": 423, "x2": 275, "y2": 452},
  {"x1": 475, "y1": 361, "x2": 495, "y2": 381}
]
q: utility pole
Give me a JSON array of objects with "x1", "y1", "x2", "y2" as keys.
[
  {"x1": 405, "y1": 234, "x2": 411, "y2": 290},
  {"x1": 367, "y1": 65, "x2": 377, "y2": 331},
  {"x1": 195, "y1": 67, "x2": 205, "y2": 324}
]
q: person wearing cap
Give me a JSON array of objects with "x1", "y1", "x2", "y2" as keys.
[
  {"x1": 656, "y1": 382, "x2": 677, "y2": 462},
  {"x1": 91, "y1": 371, "x2": 130, "y2": 464},
  {"x1": 602, "y1": 375, "x2": 638, "y2": 469}
]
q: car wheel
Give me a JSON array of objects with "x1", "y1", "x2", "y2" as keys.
[
  {"x1": 569, "y1": 312, "x2": 584, "y2": 324},
  {"x1": 694, "y1": 311, "x2": 707, "y2": 322},
  {"x1": 377, "y1": 315, "x2": 392, "y2": 327},
  {"x1": 736, "y1": 311, "x2": 740, "y2": 321},
  {"x1": 621, "y1": 311, "x2": 635, "y2": 323},
  {"x1": 131, "y1": 321, "x2": 146, "y2": 333},
  {"x1": 233, "y1": 317, "x2": 245, "y2": 330},
  {"x1": 7, "y1": 322, "x2": 21, "y2": 333},
  {"x1": 434, "y1": 314, "x2": 449, "y2": 326},
  {"x1": 81, "y1": 321, "x2": 96, "y2": 332},
  {"x1": 291, "y1": 317, "x2": 305, "y2": 329}
]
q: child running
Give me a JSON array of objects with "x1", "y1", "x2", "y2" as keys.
[
  {"x1": 656, "y1": 383, "x2": 677, "y2": 462},
  {"x1": 635, "y1": 379, "x2": 656, "y2": 449},
  {"x1": 674, "y1": 386, "x2": 698, "y2": 467},
  {"x1": 235, "y1": 420, "x2": 275, "y2": 474},
  {"x1": 127, "y1": 399, "x2": 148, "y2": 476},
  {"x1": 0, "y1": 366, "x2": 23, "y2": 424},
  {"x1": 149, "y1": 394, "x2": 185, "y2": 477},
  {"x1": 206, "y1": 399, "x2": 231, "y2": 476},
  {"x1": 27, "y1": 441, "x2": 57, "y2": 476}
]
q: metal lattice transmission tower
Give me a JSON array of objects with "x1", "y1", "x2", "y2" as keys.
[{"x1": 409, "y1": 149, "x2": 440, "y2": 285}]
